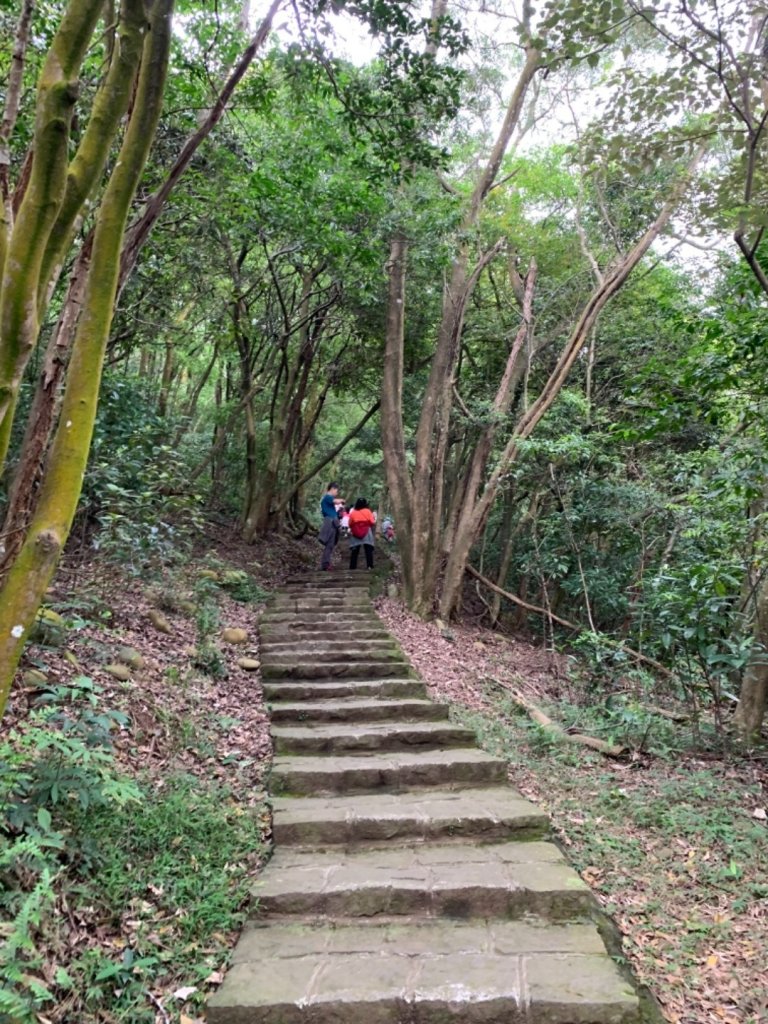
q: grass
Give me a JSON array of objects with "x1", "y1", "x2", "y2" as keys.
[
  {"x1": 451, "y1": 699, "x2": 768, "y2": 1024},
  {"x1": 2, "y1": 769, "x2": 267, "y2": 1024}
]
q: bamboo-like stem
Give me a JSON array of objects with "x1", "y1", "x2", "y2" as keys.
[{"x1": 0, "y1": 0, "x2": 174, "y2": 721}]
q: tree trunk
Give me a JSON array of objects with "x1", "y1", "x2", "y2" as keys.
[
  {"x1": 0, "y1": 0, "x2": 174, "y2": 719},
  {"x1": 0, "y1": 0, "x2": 106, "y2": 473},
  {"x1": 437, "y1": 147, "x2": 707, "y2": 619}
]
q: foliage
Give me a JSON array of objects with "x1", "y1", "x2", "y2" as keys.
[{"x1": 1, "y1": 677, "x2": 264, "y2": 1022}]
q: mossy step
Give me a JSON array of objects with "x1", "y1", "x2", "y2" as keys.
[
  {"x1": 268, "y1": 698, "x2": 448, "y2": 724},
  {"x1": 270, "y1": 748, "x2": 507, "y2": 797},
  {"x1": 263, "y1": 679, "x2": 428, "y2": 702},
  {"x1": 261, "y1": 645, "x2": 402, "y2": 665},
  {"x1": 207, "y1": 918, "x2": 640, "y2": 1024},
  {"x1": 257, "y1": 840, "x2": 592, "y2": 920},
  {"x1": 271, "y1": 786, "x2": 548, "y2": 847},
  {"x1": 262, "y1": 660, "x2": 413, "y2": 681},
  {"x1": 271, "y1": 721, "x2": 475, "y2": 755}
]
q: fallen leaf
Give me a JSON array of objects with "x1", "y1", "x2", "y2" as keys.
[{"x1": 173, "y1": 985, "x2": 198, "y2": 1001}]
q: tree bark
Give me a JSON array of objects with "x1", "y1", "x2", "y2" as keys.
[
  {"x1": 0, "y1": 0, "x2": 174, "y2": 720},
  {"x1": 382, "y1": 44, "x2": 541, "y2": 617},
  {"x1": 437, "y1": 146, "x2": 707, "y2": 619},
  {"x1": 0, "y1": 0, "x2": 105, "y2": 474}
]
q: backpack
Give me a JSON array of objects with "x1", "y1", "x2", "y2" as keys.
[{"x1": 350, "y1": 518, "x2": 369, "y2": 539}]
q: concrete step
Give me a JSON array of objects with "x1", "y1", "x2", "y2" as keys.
[
  {"x1": 207, "y1": 918, "x2": 640, "y2": 1024},
  {"x1": 270, "y1": 748, "x2": 508, "y2": 796},
  {"x1": 268, "y1": 698, "x2": 449, "y2": 724},
  {"x1": 271, "y1": 721, "x2": 475, "y2": 755},
  {"x1": 272, "y1": 595, "x2": 371, "y2": 608},
  {"x1": 261, "y1": 639, "x2": 396, "y2": 653},
  {"x1": 261, "y1": 620, "x2": 390, "y2": 635},
  {"x1": 261, "y1": 646, "x2": 402, "y2": 666},
  {"x1": 262, "y1": 660, "x2": 413, "y2": 681},
  {"x1": 271, "y1": 787, "x2": 548, "y2": 846},
  {"x1": 262, "y1": 630, "x2": 392, "y2": 645},
  {"x1": 263, "y1": 679, "x2": 428, "y2": 702},
  {"x1": 261, "y1": 611, "x2": 379, "y2": 625},
  {"x1": 257, "y1": 840, "x2": 592, "y2": 920},
  {"x1": 284, "y1": 575, "x2": 371, "y2": 584}
]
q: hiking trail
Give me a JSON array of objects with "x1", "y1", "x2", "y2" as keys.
[{"x1": 207, "y1": 570, "x2": 644, "y2": 1023}]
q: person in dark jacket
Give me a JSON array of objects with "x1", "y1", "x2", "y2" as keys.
[{"x1": 319, "y1": 482, "x2": 341, "y2": 570}]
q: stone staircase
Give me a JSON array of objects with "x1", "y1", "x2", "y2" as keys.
[{"x1": 208, "y1": 571, "x2": 643, "y2": 1023}]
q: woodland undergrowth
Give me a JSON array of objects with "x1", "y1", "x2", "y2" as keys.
[{"x1": 0, "y1": 527, "x2": 313, "y2": 1024}]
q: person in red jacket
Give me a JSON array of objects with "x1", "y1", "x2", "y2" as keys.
[{"x1": 347, "y1": 498, "x2": 376, "y2": 570}]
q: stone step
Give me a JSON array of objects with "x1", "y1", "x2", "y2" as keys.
[
  {"x1": 282, "y1": 582, "x2": 370, "y2": 593},
  {"x1": 271, "y1": 721, "x2": 475, "y2": 755},
  {"x1": 257, "y1": 840, "x2": 592, "y2": 920},
  {"x1": 261, "y1": 646, "x2": 402, "y2": 666},
  {"x1": 272, "y1": 596, "x2": 370, "y2": 607},
  {"x1": 262, "y1": 660, "x2": 413, "y2": 681},
  {"x1": 271, "y1": 787, "x2": 548, "y2": 846},
  {"x1": 207, "y1": 919, "x2": 640, "y2": 1024},
  {"x1": 270, "y1": 748, "x2": 507, "y2": 796},
  {"x1": 262, "y1": 626, "x2": 392, "y2": 641},
  {"x1": 268, "y1": 698, "x2": 448, "y2": 724},
  {"x1": 263, "y1": 679, "x2": 428, "y2": 702},
  {"x1": 261, "y1": 611, "x2": 379, "y2": 624},
  {"x1": 286, "y1": 573, "x2": 371, "y2": 584},
  {"x1": 262, "y1": 638, "x2": 396, "y2": 653}
]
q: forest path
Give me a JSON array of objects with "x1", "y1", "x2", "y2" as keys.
[{"x1": 207, "y1": 571, "x2": 643, "y2": 1023}]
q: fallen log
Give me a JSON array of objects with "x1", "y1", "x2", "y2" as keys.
[{"x1": 490, "y1": 677, "x2": 627, "y2": 758}]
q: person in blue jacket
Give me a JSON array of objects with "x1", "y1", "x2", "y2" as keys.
[{"x1": 318, "y1": 482, "x2": 341, "y2": 570}]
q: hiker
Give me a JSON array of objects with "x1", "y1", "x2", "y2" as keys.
[
  {"x1": 348, "y1": 497, "x2": 376, "y2": 570},
  {"x1": 318, "y1": 482, "x2": 341, "y2": 570},
  {"x1": 381, "y1": 515, "x2": 395, "y2": 543}
]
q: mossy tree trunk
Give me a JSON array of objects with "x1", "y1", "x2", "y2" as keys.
[
  {"x1": 0, "y1": 0, "x2": 107, "y2": 472},
  {"x1": 0, "y1": 0, "x2": 175, "y2": 721}
]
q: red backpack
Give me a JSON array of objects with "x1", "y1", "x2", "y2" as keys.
[{"x1": 350, "y1": 518, "x2": 369, "y2": 539}]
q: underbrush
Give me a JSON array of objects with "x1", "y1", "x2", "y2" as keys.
[
  {"x1": 452, "y1": 698, "x2": 768, "y2": 1024},
  {"x1": 1, "y1": 679, "x2": 265, "y2": 1023}
]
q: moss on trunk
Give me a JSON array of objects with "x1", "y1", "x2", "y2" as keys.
[{"x1": 0, "y1": 0, "x2": 174, "y2": 721}]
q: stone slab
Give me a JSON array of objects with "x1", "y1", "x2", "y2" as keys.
[
  {"x1": 272, "y1": 787, "x2": 548, "y2": 846},
  {"x1": 262, "y1": 660, "x2": 413, "y2": 681},
  {"x1": 263, "y1": 680, "x2": 428, "y2": 702},
  {"x1": 270, "y1": 749, "x2": 508, "y2": 796},
  {"x1": 257, "y1": 840, "x2": 591, "y2": 919},
  {"x1": 271, "y1": 721, "x2": 475, "y2": 755},
  {"x1": 262, "y1": 648, "x2": 403, "y2": 667},
  {"x1": 268, "y1": 699, "x2": 449, "y2": 724},
  {"x1": 208, "y1": 919, "x2": 639, "y2": 1023}
]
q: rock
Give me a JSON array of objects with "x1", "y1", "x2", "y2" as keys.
[
  {"x1": 473, "y1": 641, "x2": 485, "y2": 650},
  {"x1": 440, "y1": 627, "x2": 456, "y2": 643},
  {"x1": 30, "y1": 608, "x2": 67, "y2": 646},
  {"x1": 148, "y1": 609, "x2": 172, "y2": 634},
  {"x1": 237, "y1": 657, "x2": 260, "y2": 671},
  {"x1": 435, "y1": 618, "x2": 446, "y2": 632},
  {"x1": 222, "y1": 627, "x2": 248, "y2": 645},
  {"x1": 22, "y1": 669, "x2": 48, "y2": 688},
  {"x1": 117, "y1": 646, "x2": 144, "y2": 670},
  {"x1": 183, "y1": 646, "x2": 198, "y2": 658},
  {"x1": 105, "y1": 663, "x2": 131, "y2": 681},
  {"x1": 387, "y1": 584, "x2": 399, "y2": 599},
  {"x1": 178, "y1": 600, "x2": 197, "y2": 615},
  {"x1": 199, "y1": 569, "x2": 220, "y2": 581}
]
